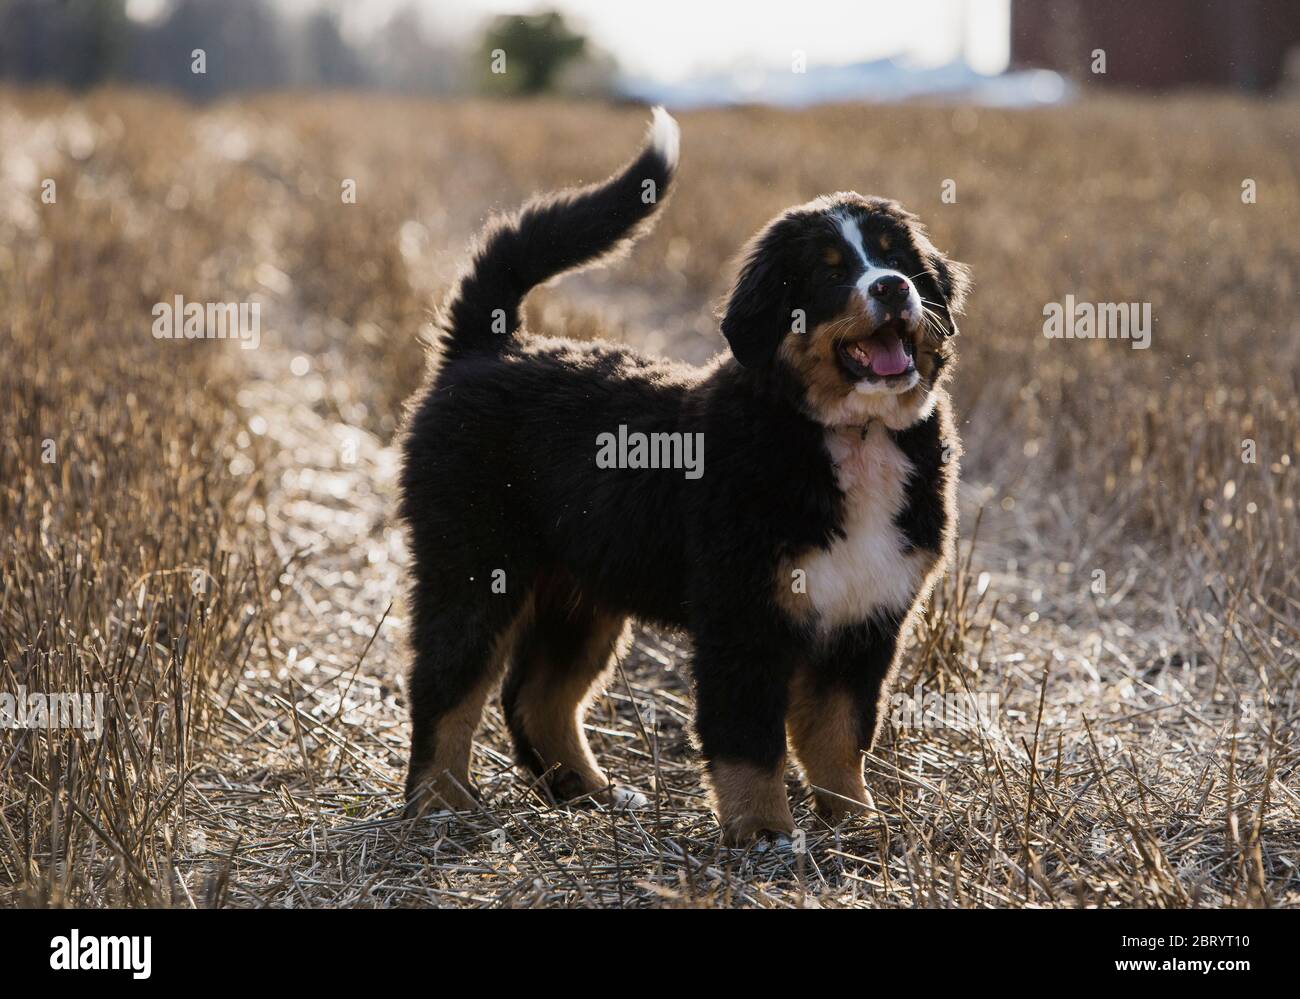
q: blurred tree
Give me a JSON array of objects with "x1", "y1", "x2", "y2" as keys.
[
  {"x1": 300, "y1": 7, "x2": 366, "y2": 88},
  {"x1": 0, "y1": 0, "x2": 128, "y2": 88},
  {"x1": 0, "y1": 0, "x2": 471, "y2": 97},
  {"x1": 367, "y1": 5, "x2": 465, "y2": 95},
  {"x1": 133, "y1": 0, "x2": 286, "y2": 98},
  {"x1": 476, "y1": 10, "x2": 588, "y2": 95}
]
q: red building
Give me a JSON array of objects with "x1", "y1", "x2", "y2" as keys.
[{"x1": 1011, "y1": 0, "x2": 1300, "y2": 91}]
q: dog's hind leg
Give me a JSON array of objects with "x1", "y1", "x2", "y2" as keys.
[
  {"x1": 404, "y1": 587, "x2": 533, "y2": 817},
  {"x1": 501, "y1": 577, "x2": 638, "y2": 807}
]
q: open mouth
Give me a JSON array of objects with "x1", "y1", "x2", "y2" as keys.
[{"x1": 837, "y1": 321, "x2": 916, "y2": 382}]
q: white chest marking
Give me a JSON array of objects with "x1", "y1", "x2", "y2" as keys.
[{"x1": 798, "y1": 425, "x2": 928, "y2": 631}]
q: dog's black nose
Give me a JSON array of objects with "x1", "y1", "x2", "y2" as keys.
[{"x1": 869, "y1": 275, "x2": 910, "y2": 303}]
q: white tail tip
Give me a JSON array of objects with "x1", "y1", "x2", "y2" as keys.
[{"x1": 650, "y1": 106, "x2": 680, "y2": 171}]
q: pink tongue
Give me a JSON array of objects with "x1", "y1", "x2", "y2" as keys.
[{"x1": 869, "y1": 333, "x2": 910, "y2": 376}]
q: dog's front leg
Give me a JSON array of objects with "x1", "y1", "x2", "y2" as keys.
[
  {"x1": 691, "y1": 631, "x2": 797, "y2": 845},
  {"x1": 787, "y1": 618, "x2": 902, "y2": 824}
]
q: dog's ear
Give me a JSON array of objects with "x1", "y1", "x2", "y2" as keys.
[
  {"x1": 720, "y1": 218, "x2": 797, "y2": 368},
  {"x1": 917, "y1": 243, "x2": 971, "y2": 338}
]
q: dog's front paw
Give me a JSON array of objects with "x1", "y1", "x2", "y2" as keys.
[
  {"x1": 811, "y1": 784, "x2": 874, "y2": 826},
  {"x1": 720, "y1": 811, "x2": 797, "y2": 848},
  {"x1": 404, "y1": 772, "x2": 481, "y2": 818},
  {"x1": 710, "y1": 760, "x2": 795, "y2": 847}
]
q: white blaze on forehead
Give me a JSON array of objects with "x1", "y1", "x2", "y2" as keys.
[
  {"x1": 832, "y1": 210, "x2": 921, "y2": 315},
  {"x1": 834, "y1": 211, "x2": 872, "y2": 267}
]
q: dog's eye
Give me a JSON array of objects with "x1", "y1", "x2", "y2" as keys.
[
  {"x1": 827, "y1": 269, "x2": 845, "y2": 282},
  {"x1": 884, "y1": 254, "x2": 905, "y2": 270}
]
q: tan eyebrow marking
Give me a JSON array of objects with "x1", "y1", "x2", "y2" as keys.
[
  {"x1": 879, "y1": 235, "x2": 892, "y2": 251},
  {"x1": 822, "y1": 246, "x2": 843, "y2": 266}
]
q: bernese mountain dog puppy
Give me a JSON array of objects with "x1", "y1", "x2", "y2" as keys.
[{"x1": 400, "y1": 109, "x2": 969, "y2": 844}]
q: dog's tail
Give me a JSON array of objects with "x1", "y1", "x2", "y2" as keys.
[{"x1": 438, "y1": 107, "x2": 680, "y2": 356}]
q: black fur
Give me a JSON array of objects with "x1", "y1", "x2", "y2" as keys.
[
  {"x1": 892, "y1": 407, "x2": 956, "y2": 555},
  {"x1": 399, "y1": 112, "x2": 968, "y2": 835},
  {"x1": 719, "y1": 215, "x2": 802, "y2": 368},
  {"x1": 441, "y1": 127, "x2": 674, "y2": 356},
  {"x1": 804, "y1": 612, "x2": 905, "y2": 753}
]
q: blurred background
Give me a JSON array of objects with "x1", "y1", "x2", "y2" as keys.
[
  {"x1": 2, "y1": 0, "x2": 1298, "y2": 909},
  {"x1": 3, "y1": 0, "x2": 1299, "y2": 103}
]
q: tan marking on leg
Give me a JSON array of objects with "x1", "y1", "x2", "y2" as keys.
[
  {"x1": 513, "y1": 615, "x2": 630, "y2": 801},
  {"x1": 408, "y1": 599, "x2": 534, "y2": 815},
  {"x1": 409, "y1": 671, "x2": 493, "y2": 812},
  {"x1": 787, "y1": 669, "x2": 869, "y2": 823},
  {"x1": 709, "y1": 759, "x2": 795, "y2": 845}
]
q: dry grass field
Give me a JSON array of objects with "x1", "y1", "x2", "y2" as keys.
[{"x1": 1, "y1": 88, "x2": 1297, "y2": 908}]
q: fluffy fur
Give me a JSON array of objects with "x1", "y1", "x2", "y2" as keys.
[{"x1": 399, "y1": 109, "x2": 970, "y2": 843}]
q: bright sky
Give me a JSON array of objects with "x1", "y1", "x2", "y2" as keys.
[
  {"x1": 422, "y1": 0, "x2": 1012, "y2": 78},
  {"x1": 128, "y1": 0, "x2": 1012, "y2": 79}
]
